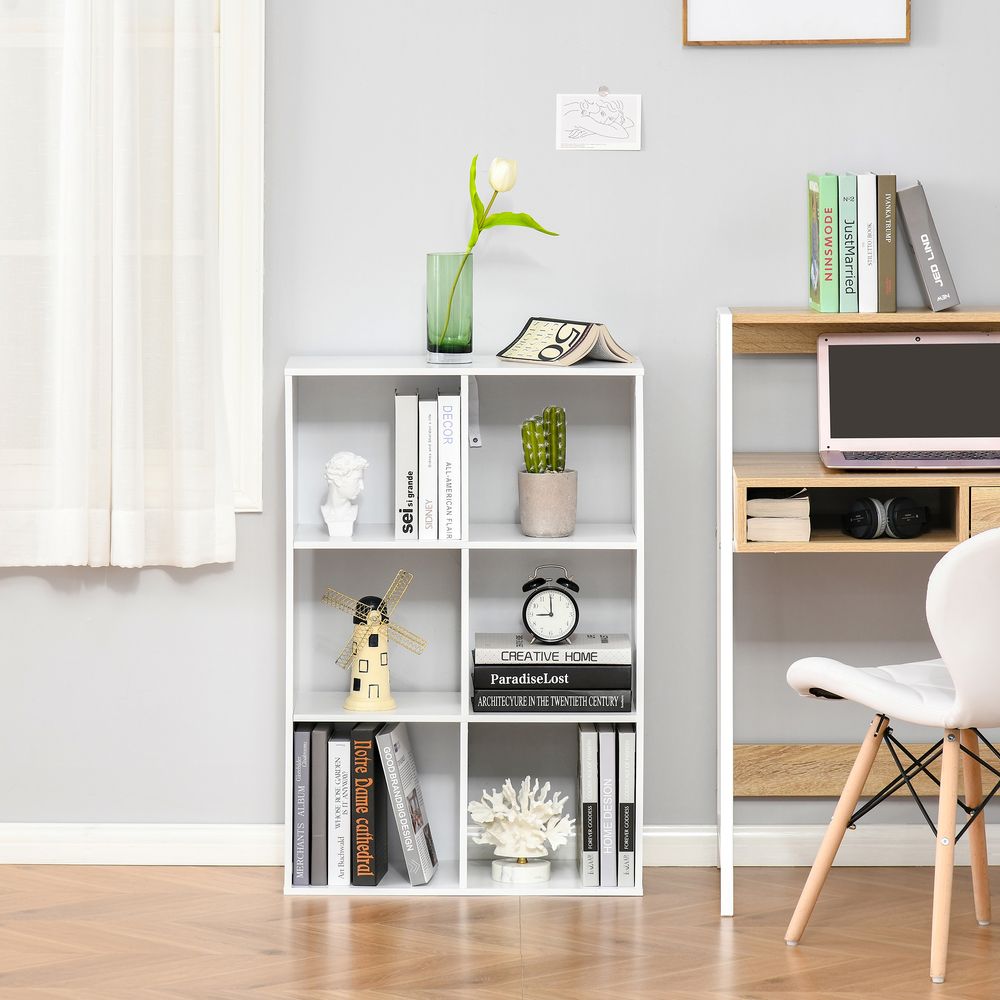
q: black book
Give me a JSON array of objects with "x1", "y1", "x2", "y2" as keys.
[
  {"x1": 472, "y1": 664, "x2": 632, "y2": 690},
  {"x1": 291, "y1": 723, "x2": 312, "y2": 886},
  {"x1": 351, "y1": 722, "x2": 388, "y2": 886},
  {"x1": 309, "y1": 722, "x2": 336, "y2": 886},
  {"x1": 471, "y1": 690, "x2": 632, "y2": 713}
]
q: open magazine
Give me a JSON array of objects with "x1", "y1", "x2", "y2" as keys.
[{"x1": 497, "y1": 317, "x2": 636, "y2": 366}]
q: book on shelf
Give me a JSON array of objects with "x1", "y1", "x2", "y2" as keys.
[
  {"x1": 746, "y1": 517, "x2": 811, "y2": 543},
  {"x1": 877, "y1": 174, "x2": 897, "y2": 313},
  {"x1": 897, "y1": 182, "x2": 960, "y2": 312},
  {"x1": 473, "y1": 632, "x2": 631, "y2": 665},
  {"x1": 497, "y1": 317, "x2": 635, "y2": 366},
  {"x1": 745, "y1": 489, "x2": 809, "y2": 519},
  {"x1": 292, "y1": 723, "x2": 311, "y2": 886},
  {"x1": 376, "y1": 722, "x2": 439, "y2": 886},
  {"x1": 838, "y1": 174, "x2": 858, "y2": 313},
  {"x1": 617, "y1": 724, "x2": 636, "y2": 888},
  {"x1": 418, "y1": 398, "x2": 438, "y2": 540},
  {"x1": 394, "y1": 393, "x2": 418, "y2": 539},
  {"x1": 808, "y1": 173, "x2": 839, "y2": 313},
  {"x1": 597, "y1": 724, "x2": 617, "y2": 887},
  {"x1": 351, "y1": 722, "x2": 388, "y2": 886},
  {"x1": 309, "y1": 721, "x2": 336, "y2": 886},
  {"x1": 578, "y1": 723, "x2": 600, "y2": 887},
  {"x1": 438, "y1": 392, "x2": 461, "y2": 540},
  {"x1": 328, "y1": 723, "x2": 352, "y2": 887},
  {"x1": 471, "y1": 689, "x2": 632, "y2": 713},
  {"x1": 472, "y1": 664, "x2": 633, "y2": 691},
  {"x1": 856, "y1": 172, "x2": 879, "y2": 313}
]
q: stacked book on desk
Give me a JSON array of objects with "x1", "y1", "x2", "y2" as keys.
[
  {"x1": 471, "y1": 633, "x2": 633, "y2": 713},
  {"x1": 746, "y1": 489, "x2": 811, "y2": 543}
]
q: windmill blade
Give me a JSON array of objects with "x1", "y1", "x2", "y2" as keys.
[
  {"x1": 381, "y1": 570, "x2": 414, "y2": 617},
  {"x1": 322, "y1": 587, "x2": 364, "y2": 618},
  {"x1": 335, "y1": 619, "x2": 378, "y2": 669},
  {"x1": 388, "y1": 620, "x2": 427, "y2": 656},
  {"x1": 334, "y1": 632, "x2": 359, "y2": 670}
]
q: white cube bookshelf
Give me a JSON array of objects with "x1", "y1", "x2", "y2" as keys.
[{"x1": 284, "y1": 355, "x2": 644, "y2": 896}]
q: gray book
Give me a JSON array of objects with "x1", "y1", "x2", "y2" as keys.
[
  {"x1": 309, "y1": 722, "x2": 336, "y2": 886},
  {"x1": 292, "y1": 723, "x2": 312, "y2": 886},
  {"x1": 617, "y1": 724, "x2": 637, "y2": 888},
  {"x1": 898, "y1": 182, "x2": 960, "y2": 312},
  {"x1": 578, "y1": 724, "x2": 599, "y2": 887},
  {"x1": 597, "y1": 724, "x2": 617, "y2": 887}
]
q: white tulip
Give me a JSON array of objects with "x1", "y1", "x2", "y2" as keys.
[{"x1": 488, "y1": 157, "x2": 518, "y2": 193}]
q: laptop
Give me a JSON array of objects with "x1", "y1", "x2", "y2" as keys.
[{"x1": 818, "y1": 333, "x2": 1000, "y2": 469}]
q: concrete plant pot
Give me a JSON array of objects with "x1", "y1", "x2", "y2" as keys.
[{"x1": 518, "y1": 470, "x2": 577, "y2": 538}]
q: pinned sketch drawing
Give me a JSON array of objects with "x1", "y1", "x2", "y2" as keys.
[{"x1": 556, "y1": 94, "x2": 641, "y2": 151}]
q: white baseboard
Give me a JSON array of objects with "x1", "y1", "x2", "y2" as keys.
[{"x1": 2, "y1": 822, "x2": 996, "y2": 867}]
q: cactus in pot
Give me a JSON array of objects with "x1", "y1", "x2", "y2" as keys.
[{"x1": 518, "y1": 405, "x2": 576, "y2": 538}]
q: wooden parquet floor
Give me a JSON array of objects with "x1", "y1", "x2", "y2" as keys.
[{"x1": 1, "y1": 865, "x2": 999, "y2": 999}]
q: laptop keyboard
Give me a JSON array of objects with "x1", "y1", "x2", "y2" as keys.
[{"x1": 844, "y1": 450, "x2": 1000, "y2": 461}]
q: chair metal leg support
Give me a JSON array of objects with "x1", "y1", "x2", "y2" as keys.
[
  {"x1": 960, "y1": 730, "x2": 991, "y2": 927},
  {"x1": 784, "y1": 714, "x2": 889, "y2": 946},
  {"x1": 930, "y1": 730, "x2": 961, "y2": 984}
]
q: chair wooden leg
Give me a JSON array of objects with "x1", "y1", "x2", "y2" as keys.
[
  {"x1": 930, "y1": 729, "x2": 961, "y2": 984},
  {"x1": 960, "y1": 729, "x2": 991, "y2": 927},
  {"x1": 784, "y1": 715, "x2": 889, "y2": 945}
]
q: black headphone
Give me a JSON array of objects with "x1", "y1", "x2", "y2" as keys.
[{"x1": 842, "y1": 496, "x2": 930, "y2": 540}]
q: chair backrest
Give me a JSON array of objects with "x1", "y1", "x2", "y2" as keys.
[{"x1": 926, "y1": 527, "x2": 1000, "y2": 728}]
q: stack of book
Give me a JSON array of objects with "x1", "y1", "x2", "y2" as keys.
[
  {"x1": 808, "y1": 174, "x2": 958, "y2": 314},
  {"x1": 578, "y1": 723, "x2": 636, "y2": 888},
  {"x1": 292, "y1": 720, "x2": 438, "y2": 887},
  {"x1": 471, "y1": 633, "x2": 633, "y2": 713},
  {"x1": 395, "y1": 391, "x2": 462, "y2": 541},
  {"x1": 746, "y1": 489, "x2": 810, "y2": 543}
]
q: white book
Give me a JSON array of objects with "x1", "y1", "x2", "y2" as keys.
[
  {"x1": 856, "y1": 172, "x2": 878, "y2": 313},
  {"x1": 597, "y1": 723, "x2": 617, "y2": 887},
  {"x1": 746, "y1": 517, "x2": 810, "y2": 542},
  {"x1": 327, "y1": 727, "x2": 351, "y2": 886},
  {"x1": 394, "y1": 393, "x2": 418, "y2": 539},
  {"x1": 418, "y1": 398, "x2": 438, "y2": 540},
  {"x1": 437, "y1": 393, "x2": 461, "y2": 540},
  {"x1": 745, "y1": 488, "x2": 809, "y2": 518},
  {"x1": 578, "y1": 724, "x2": 599, "y2": 886},
  {"x1": 616, "y1": 724, "x2": 636, "y2": 888}
]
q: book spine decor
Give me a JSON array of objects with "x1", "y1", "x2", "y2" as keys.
[
  {"x1": 597, "y1": 724, "x2": 617, "y2": 887},
  {"x1": 578, "y1": 724, "x2": 599, "y2": 887},
  {"x1": 309, "y1": 722, "x2": 335, "y2": 886},
  {"x1": 897, "y1": 182, "x2": 960, "y2": 312},
  {"x1": 328, "y1": 727, "x2": 352, "y2": 886},
  {"x1": 838, "y1": 174, "x2": 858, "y2": 313},
  {"x1": 616, "y1": 724, "x2": 637, "y2": 888},
  {"x1": 473, "y1": 633, "x2": 631, "y2": 665},
  {"x1": 472, "y1": 665, "x2": 632, "y2": 690},
  {"x1": 418, "y1": 398, "x2": 438, "y2": 539},
  {"x1": 808, "y1": 173, "x2": 839, "y2": 313},
  {"x1": 394, "y1": 393, "x2": 418, "y2": 539},
  {"x1": 471, "y1": 690, "x2": 632, "y2": 713},
  {"x1": 877, "y1": 174, "x2": 897, "y2": 313},
  {"x1": 292, "y1": 723, "x2": 311, "y2": 886},
  {"x1": 351, "y1": 723, "x2": 387, "y2": 886},
  {"x1": 857, "y1": 173, "x2": 878, "y2": 313},
  {"x1": 438, "y1": 393, "x2": 461, "y2": 540}
]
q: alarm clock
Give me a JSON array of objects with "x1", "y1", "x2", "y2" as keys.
[{"x1": 521, "y1": 564, "x2": 580, "y2": 644}]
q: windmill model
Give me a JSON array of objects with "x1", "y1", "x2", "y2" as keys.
[{"x1": 322, "y1": 569, "x2": 427, "y2": 711}]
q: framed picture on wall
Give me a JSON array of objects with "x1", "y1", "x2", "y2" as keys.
[{"x1": 683, "y1": 0, "x2": 910, "y2": 47}]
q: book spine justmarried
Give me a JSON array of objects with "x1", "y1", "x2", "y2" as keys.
[{"x1": 838, "y1": 174, "x2": 858, "y2": 313}]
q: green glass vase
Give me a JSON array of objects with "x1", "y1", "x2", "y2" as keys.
[{"x1": 427, "y1": 251, "x2": 473, "y2": 364}]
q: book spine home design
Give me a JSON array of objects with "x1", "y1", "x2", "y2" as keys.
[
  {"x1": 394, "y1": 393, "x2": 418, "y2": 539},
  {"x1": 309, "y1": 722, "x2": 335, "y2": 886},
  {"x1": 897, "y1": 182, "x2": 960, "y2": 312},
  {"x1": 877, "y1": 174, "x2": 897, "y2": 313},
  {"x1": 808, "y1": 173, "x2": 839, "y2": 313},
  {"x1": 292, "y1": 723, "x2": 311, "y2": 886},
  {"x1": 597, "y1": 724, "x2": 617, "y2": 887},
  {"x1": 856, "y1": 173, "x2": 878, "y2": 313},
  {"x1": 351, "y1": 724, "x2": 387, "y2": 886},
  {"x1": 437, "y1": 393, "x2": 461, "y2": 540},
  {"x1": 328, "y1": 728, "x2": 351, "y2": 886},
  {"x1": 838, "y1": 174, "x2": 858, "y2": 313},
  {"x1": 418, "y1": 398, "x2": 438, "y2": 539},
  {"x1": 471, "y1": 690, "x2": 632, "y2": 713},
  {"x1": 616, "y1": 724, "x2": 636, "y2": 888},
  {"x1": 578, "y1": 724, "x2": 599, "y2": 887},
  {"x1": 473, "y1": 665, "x2": 633, "y2": 690}
]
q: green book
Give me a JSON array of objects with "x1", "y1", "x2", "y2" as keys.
[
  {"x1": 838, "y1": 174, "x2": 858, "y2": 313},
  {"x1": 808, "y1": 173, "x2": 839, "y2": 313}
]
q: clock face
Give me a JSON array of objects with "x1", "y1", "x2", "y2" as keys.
[{"x1": 523, "y1": 588, "x2": 579, "y2": 644}]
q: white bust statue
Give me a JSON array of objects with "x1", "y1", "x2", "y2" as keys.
[{"x1": 321, "y1": 452, "x2": 369, "y2": 538}]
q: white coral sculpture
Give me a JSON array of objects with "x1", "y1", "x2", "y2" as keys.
[{"x1": 468, "y1": 776, "x2": 575, "y2": 859}]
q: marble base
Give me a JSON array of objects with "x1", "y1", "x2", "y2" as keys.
[{"x1": 491, "y1": 858, "x2": 551, "y2": 884}]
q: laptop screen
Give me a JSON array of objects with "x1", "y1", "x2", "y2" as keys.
[{"x1": 828, "y1": 342, "x2": 1000, "y2": 439}]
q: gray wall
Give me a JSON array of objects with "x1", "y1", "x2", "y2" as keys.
[{"x1": 1, "y1": 2, "x2": 997, "y2": 827}]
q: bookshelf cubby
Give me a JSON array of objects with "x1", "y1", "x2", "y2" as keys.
[{"x1": 284, "y1": 355, "x2": 644, "y2": 896}]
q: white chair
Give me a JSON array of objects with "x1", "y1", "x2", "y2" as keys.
[{"x1": 784, "y1": 527, "x2": 1000, "y2": 984}]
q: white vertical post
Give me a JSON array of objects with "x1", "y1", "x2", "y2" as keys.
[
  {"x1": 459, "y1": 720, "x2": 469, "y2": 889},
  {"x1": 283, "y1": 373, "x2": 296, "y2": 890},
  {"x1": 632, "y1": 373, "x2": 645, "y2": 893}
]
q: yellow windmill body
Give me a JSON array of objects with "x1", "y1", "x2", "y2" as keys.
[{"x1": 322, "y1": 570, "x2": 427, "y2": 712}]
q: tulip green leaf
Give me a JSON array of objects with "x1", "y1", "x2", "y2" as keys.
[
  {"x1": 469, "y1": 155, "x2": 485, "y2": 228},
  {"x1": 481, "y1": 211, "x2": 558, "y2": 237}
]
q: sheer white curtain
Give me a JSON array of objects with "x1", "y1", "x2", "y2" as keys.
[{"x1": 0, "y1": 0, "x2": 235, "y2": 568}]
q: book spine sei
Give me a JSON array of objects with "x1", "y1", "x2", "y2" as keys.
[
  {"x1": 471, "y1": 690, "x2": 632, "y2": 713},
  {"x1": 616, "y1": 724, "x2": 637, "y2": 888},
  {"x1": 808, "y1": 173, "x2": 839, "y2": 313},
  {"x1": 856, "y1": 173, "x2": 878, "y2": 313},
  {"x1": 394, "y1": 394, "x2": 418, "y2": 539},
  {"x1": 309, "y1": 722, "x2": 335, "y2": 886},
  {"x1": 578, "y1": 724, "x2": 599, "y2": 887},
  {"x1": 327, "y1": 728, "x2": 351, "y2": 886},
  {"x1": 838, "y1": 174, "x2": 858, "y2": 313},
  {"x1": 897, "y1": 182, "x2": 960, "y2": 312},
  {"x1": 438, "y1": 393, "x2": 461, "y2": 540},
  {"x1": 877, "y1": 174, "x2": 897, "y2": 313},
  {"x1": 472, "y1": 664, "x2": 633, "y2": 690},
  {"x1": 292, "y1": 723, "x2": 311, "y2": 886},
  {"x1": 418, "y1": 398, "x2": 438, "y2": 540},
  {"x1": 597, "y1": 724, "x2": 617, "y2": 887},
  {"x1": 351, "y1": 723, "x2": 388, "y2": 886}
]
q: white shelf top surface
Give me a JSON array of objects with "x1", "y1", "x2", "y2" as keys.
[
  {"x1": 285, "y1": 354, "x2": 643, "y2": 377},
  {"x1": 293, "y1": 690, "x2": 462, "y2": 722}
]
